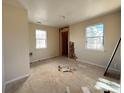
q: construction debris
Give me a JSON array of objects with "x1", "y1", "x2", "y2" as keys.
[
  {"x1": 58, "y1": 65, "x2": 76, "y2": 72},
  {"x1": 68, "y1": 41, "x2": 77, "y2": 60},
  {"x1": 81, "y1": 87, "x2": 91, "y2": 93},
  {"x1": 66, "y1": 86, "x2": 70, "y2": 93}
]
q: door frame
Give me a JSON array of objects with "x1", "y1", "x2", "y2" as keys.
[{"x1": 59, "y1": 27, "x2": 70, "y2": 57}]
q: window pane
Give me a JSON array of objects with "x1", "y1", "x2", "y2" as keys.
[
  {"x1": 36, "y1": 30, "x2": 47, "y2": 39},
  {"x1": 86, "y1": 24, "x2": 104, "y2": 37},
  {"x1": 36, "y1": 40, "x2": 46, "y2": 48},
  {"x1": 36, "y1": 29, "x2": 47, "y2": 49},
  {"x1": 87, "y1": 38, "x2": 97, "y2": 49},
  {"x1": 87, "y1": 37, "x2": 103, "y2": 49}
]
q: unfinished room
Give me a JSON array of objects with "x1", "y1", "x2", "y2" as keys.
[{"x1": 2, "y1": 0, "x2": 121, "y2": 93}]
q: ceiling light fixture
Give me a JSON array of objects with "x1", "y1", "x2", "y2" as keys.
[{"x1": 36, "y1": 21, "x2": 42, "y2": 24}]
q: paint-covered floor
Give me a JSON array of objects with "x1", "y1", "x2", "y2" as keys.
[{"x1": 5, "y1": 57, "x2": 120, "y2": 93}]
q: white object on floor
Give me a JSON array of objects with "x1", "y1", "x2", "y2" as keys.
[
  {"x1": 62, "y1": 68, "x2": 70, "y2": 72},
  {"x1": 81, "y1": 87, "x2": 91, "y2": 93},
  {"x1": 58, "y1": 65, "x2": 72, "y2": 72},
  {"x1": 66, "y1": 86, "x2": 70, "y2": 93}
]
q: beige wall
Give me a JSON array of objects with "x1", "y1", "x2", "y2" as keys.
[
  {"x1": 3, "y1": 3, "x2": 30, "y2": 84},
  {"x1": 70, "y1": 11, "x2": 121, "y2": 71},
  {"x1": 29, "y1": 23, "x2": 59, "y2": 62}
]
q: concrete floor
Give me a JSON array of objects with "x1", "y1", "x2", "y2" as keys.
[{"x1": 5, "y1": 57, "x2": 120, "y2": 93}]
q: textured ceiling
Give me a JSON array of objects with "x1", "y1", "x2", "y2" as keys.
[{"x1": 4, "y1": 0, "x2": 121, "y2": 27}]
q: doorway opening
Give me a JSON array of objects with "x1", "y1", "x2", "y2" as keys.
[
  {"x1": 59, "y1": 27, "x2": 69, "y2": 57},
  {"x1": 62, "y1": 31, "x2": 68, "y2": 56}
]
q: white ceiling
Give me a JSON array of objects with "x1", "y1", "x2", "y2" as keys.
[{"x1": 5, "y1": 0, "x2": 121, "y2": 27}]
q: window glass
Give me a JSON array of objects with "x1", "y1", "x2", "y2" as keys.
[
  {"x1": 86, "y1": 24, "x2": 104, "y2": 50},
  {"x1": 36, "y1": 30, "x2": 47, "y2": 49}
]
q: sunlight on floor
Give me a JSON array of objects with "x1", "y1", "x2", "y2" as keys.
[{"x1": 94, "y1": 78, "x2": 120, "y2": 93}]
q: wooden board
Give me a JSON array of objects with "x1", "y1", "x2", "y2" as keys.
[
  {"x1": 81, "y1": 87, "x2": 91, "y2": 93},
  {"x1": 66, "y1": 86, "x2": 70, "y2": 93}
]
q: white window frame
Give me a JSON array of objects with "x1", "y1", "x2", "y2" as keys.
[
  {"x1": 35, "y1": 29, "x2": 47, "y2": 49},
  {"x1": 85, "y1": 23, "x2": 104, "y2": 51}
]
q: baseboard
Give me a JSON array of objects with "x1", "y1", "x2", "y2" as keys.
[
  {"x1": 76, "y1": 59, "x2": 120, "y2": 72},
  {"x1": 30, "y1": 56, "x2": 59, "y2": 63},
  {"x1": 5, "y1": 73, "x2": 30, "y2": 85}
]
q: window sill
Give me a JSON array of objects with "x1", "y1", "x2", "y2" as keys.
[
  {"x1": 85, "y1": 48, "x2": 104, "y2": 52},
  {"x1": 36, "y1": 47, "x2": 47, "y2": 50}
]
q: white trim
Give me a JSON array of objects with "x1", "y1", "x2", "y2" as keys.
[
  {"x1": 76, "y1": 58, "x2": 120, "y2": 72},
  {"x1": 5, "y1": 73, "x2": 30, "y2": 85},
  {"x1": 30, "y1": 56, "x2": 59, "y2": 63}
]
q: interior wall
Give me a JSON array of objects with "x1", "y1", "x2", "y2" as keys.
[
  {"x1": 29, "y1": 23, "x2": 59, "y2": 62},
  {"x1": 3, "y1": 3, "x2": 30, "y2": 83},
  {"x1": 69, "y1": 11, "x2": 121, "y2": 71}
]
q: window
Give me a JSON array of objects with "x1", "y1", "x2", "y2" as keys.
[
  {"x1": 36, "y1": 29, "x2": 47, "y2": 49},
  {"x1": 85, "y1": 24, "x2": 104, "y2": 50}
]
